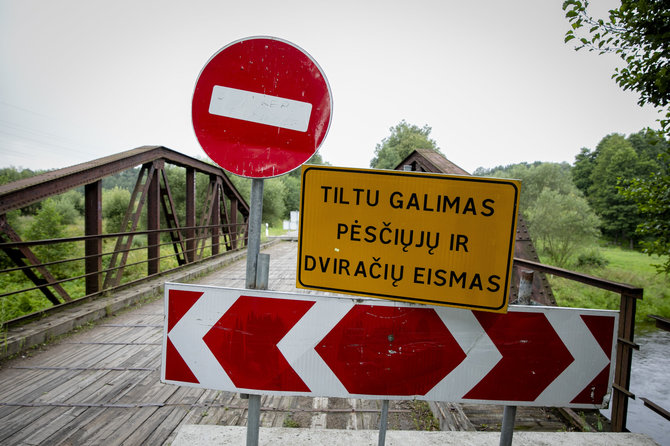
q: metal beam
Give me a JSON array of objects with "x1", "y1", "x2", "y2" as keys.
[
  {"x1": 84, "y1": 181, "x2": 102, "y2": 295},
  {"x1": 0, "y1": 146, "x2": 249, "y2": 215}
]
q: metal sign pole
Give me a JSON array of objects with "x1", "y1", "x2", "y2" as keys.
[
  {"x1": 245, "y1": 178, "x2": 264, "y2": 289},
  {"x1": 245, "y1": 178, "x2": 264, "y2": 446},
  {"x1": 499, "y1": 405, "x2": 517, "y2": 446},
  {"x1": 378, "y1": 399, "x2": 390, "y2": 446}
]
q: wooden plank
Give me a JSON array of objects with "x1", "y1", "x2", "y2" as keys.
[
  {"x1": 430, "y1": 401, "x2": 476, "y2": 431},
  {"x1": 102, "y1": 407, "x2": 161, "y2": 446},
  {"x1": 36, "y1": 369, "x2": 109, "y2": 403},
  {"x1": 83, "y1": 370, "x2": 151, "y2": 404},
  {"x1": 18, "y1": 406, "x2": 88, "y2": 446},
  {"x1": 0, "y1": 406, "x2": 52, "y2": 443},
  {"x1": 35, "y1": 407, "x2": 105, "y2": 445},
  {"x1": 146, "y1": 406, "x2": 191, "y2": 446},
  {"x1": 73, "y1": 407, "x2": 147, "y2": 445},
  {"x1": 117, "y1": 406, "x2": 176, "y2": 445},
  {"x1": 0, "y1": 370, "x2": 78, "y2": 410}
]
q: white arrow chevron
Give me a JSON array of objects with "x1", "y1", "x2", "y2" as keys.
[{"x1": 162, "y1": 284, "x2": 618, "y2": 408}]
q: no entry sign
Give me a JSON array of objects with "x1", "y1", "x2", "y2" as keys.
[
  {"x1": 192, "y1": 37, "x2": 332, "y2": 178},
  {"x1": 297, "y1": 166, "x2": 520, "y2": 313},
  {"x1": 162, "y1": 283, "x2": 618, "y2": 408}
]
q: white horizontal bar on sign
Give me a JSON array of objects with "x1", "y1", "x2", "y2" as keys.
[{"x1": 209, "y1": 85, "x2": 312, "y2": 132}]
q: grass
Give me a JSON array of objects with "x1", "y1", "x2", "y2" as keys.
[
  {"x1": 0, "y1": 217, "x2": 225, "y2": 323},
  {"x1": 546, "y1": 245, "x2": 670, "y2": 328}
]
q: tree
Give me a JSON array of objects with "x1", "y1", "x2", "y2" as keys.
[
  {"x1": 370, "y1": 120, "x2": 442, "y2": 169},
  {"x1": 620, "y1": 140, "x2": 670, "y2": 273},
  {"x1": 26, "y1": 198, "x2": 74, "y2": 279},
  {"x1": 527, "y1": 189, "x2": 601, "y2": 267},
  {"x1": 102, "y1": 187, "x2": 132, "y2": 234},
  {"x1": 478, "y1": 162, "x2": 601, "y2": 266},
  {"x1": 564, "y1": 1, "x2": 670, "y2": 267},
  {"x1": 587, "y1": 134, "x2": 651, "y2": 245},
  {"x1": 563, "y1": 0, "x2": 670, "y2": 131},
  {"x1": 573, "y1": 132, "x2": 662, "y2": 246},
  {"x1": 476, "y1": 162, "x2": 575, "y2": 217}
]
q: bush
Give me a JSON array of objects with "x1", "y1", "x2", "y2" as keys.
[
  {"x1": 25, "y1": 198, "x2": 74, "y2": 279},
  {"x1": 103, "y1": 187, "x2": 131, "y2": 233},
  {"x1": 51, "y1": 190, "x2": 82, "y2": 225},
  {"x1": 576, "y1": 250, "x2": 610, "y2": 269}
]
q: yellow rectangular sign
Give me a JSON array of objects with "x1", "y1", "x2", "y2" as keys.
[{"x1": 297, "y1": 166, "x2": 521, "y2": 313}]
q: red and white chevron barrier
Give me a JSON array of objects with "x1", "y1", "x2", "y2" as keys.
[{"x1": 161, "y1": 283, "x2": 618, "y2": 408}]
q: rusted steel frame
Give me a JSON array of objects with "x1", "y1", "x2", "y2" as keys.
[
  {"x1": 611, "y1": 291, "x2": 639, "y2": 432},
  {"x1": 158, "y1": 168, "x2": 186, "y2": 265},
  {"x1": 2, "y1": 234, "x2": 245, "y2": 327},
  {"x1": 513, "y1": 258, "x2": 644, "y2": 296},
  {"x1": 640, "y1": 397, "x2": 670, "y2": 421},
  {"x1": 223, "y1": 187, "x2": 249, "y2": 249},
  {"x1": 84, "y1": 181, "x2": 102, "y2": 295},
  {"x1": 648, "y1": 314, "x2": 670, "y2": 332},
  {"x1": 185, "y1": 167, "x2": 196, "y2": 263},
  {"x1": 0, "y1": 146, "x2": 249, "y2": 216},
  {"x1": 147, "y1": 162, "x2": 161, "y2": 276},
  {"x1": 0, "y1": 214, "x2": 71, "y2": 303},
  {"x1": 211, "y1": 182, "x2": 221, "y2": 256},
  {"x1": 0, "y1": 223, "x2": 241, "y2": 250},
  {"x1": 514, "y1": 257, "x2": 642, "y2": 433},
  {"x1": 0, "y1": 233, "x2": 62, "y2": 305},
  {"x1": 103, "y1": 162, "x2": 156, "y2": 289},
  {"x1": 0, "y1": 227, "x2": 210, "y2": 275},
  {"x1": 2, "y1": 229, "x2": 237, "y2": 297},
  {"x1": 229, "y1": 196, "x2": 239, "y2": 250},
  {"x1": 2, "y1": 231, "x2": 230, "y2": 301},
  {"x1": 220, "y1": 191, "x2": 233, "y2": 251},
  {"x1": 196, "y1": 177, "x2": 217, "y2": 258}
]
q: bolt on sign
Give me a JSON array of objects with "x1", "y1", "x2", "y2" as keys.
[{"x1": 297, "y1": 166, "x2": 521, "y2": 313}]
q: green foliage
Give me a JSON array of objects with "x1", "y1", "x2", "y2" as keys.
[
  {"x1": 25, "y1": 198, "x2": 74, "y2": 279},
  {"x1": 370, "y1": 120, "x2": 442, "y2": 169},
  {"x1": 572, "y1": 131, "x2": 665, "y2": 245},
  {"x1": 552, "y1": 245, "x2": 670, "y2": 325},
  {"x1": 479, "y1": 162, "x2": 600, "y2": 266},
  {"x1": 102, "y1": 167, "x2": 140, "y2": 191},
  {"x1": 262, "y1": 178, "x2": 287, "y2": 227},
  {"x1": 280, "y1": 175, "x2": 301, "y2": 217},
  {"x1": 588, "y1": 135, "x2": 648, "y2": 243},
  {"x1": 51, "y1": 190, "x2": 83, "y2": 225},
  {"x1": 478, "y1": 162, "x2": 575, "y2": 217},
  {"x1": 576, "y1": 249, "x2": 610, "y2": 268},
  {"x1": 410, "y1": 401, "x2": 440, "y2": 431},
  {"x1": 620, "y1": 147, "x2": 670, "y2": 273},
  {"x1": 527, "y1": 189, "x2": 601, "y2": 267},
  {"x1": 0, "y1": 166, "x2": 42, "y2": 186},
  {"x1": 563, "y1": 0, "x2": 670, "y2": 132},
  {"x1": 282, "y1": 414, "x2": 300, "y2": 428},
  {"x1": 102, "y1": 187, "x2": 132, "y2": 233}
]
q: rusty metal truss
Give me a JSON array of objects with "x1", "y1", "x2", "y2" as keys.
[{"x1": 0, "y1": 146, "x2": 249, "y2": 311}]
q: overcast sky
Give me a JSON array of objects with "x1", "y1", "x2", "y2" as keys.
[{"x1": 0, "y1": 0, "x2": 662, "y2": 175}]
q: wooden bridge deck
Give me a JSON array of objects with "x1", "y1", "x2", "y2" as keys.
[{"x1": 0, "y1": 241, "x2": 568, "y2": 445}]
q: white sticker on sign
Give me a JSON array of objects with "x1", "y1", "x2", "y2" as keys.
[{"x1": 209, "y1": 85, "x2": 312, "y2": 132}]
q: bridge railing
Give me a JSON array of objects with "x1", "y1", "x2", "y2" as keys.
[
  {"x1": 514, "y1": 257, "x2": 643, "y2": 433},
  {"x1": 0, "y1": 146, "x2": 249, "y2": 325}
]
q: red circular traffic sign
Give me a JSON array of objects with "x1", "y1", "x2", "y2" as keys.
[{"x1": 192, "y1": 36, "x2": 332, "y2": 178}]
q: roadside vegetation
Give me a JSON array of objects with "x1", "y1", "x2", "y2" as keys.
[{"x1": 2, "y1": 124, "x2": 669, "y2": 326}]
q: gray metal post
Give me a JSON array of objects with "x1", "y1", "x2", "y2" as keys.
[
  {"x1": 245, "y1": 178, "x2": 264, "y2": 289},
  {"x1": 247, "y1": 394, "x2": 261, "y2": 446},
  {"x1": 518, "y1": 270, "x2": 534, "y2": 305},
  {"x1": 256, "y1": 253, "x2": 270, "y2": 291},
  {"x1": 499, "y1": 405, "x2": 517, "y2": 446},
  {"x1": 245, "y1": 178, "x2": 264, "y2": 446},
  {"x1": 378, "y1": 399, "x2": 389, "y2": 446}
]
